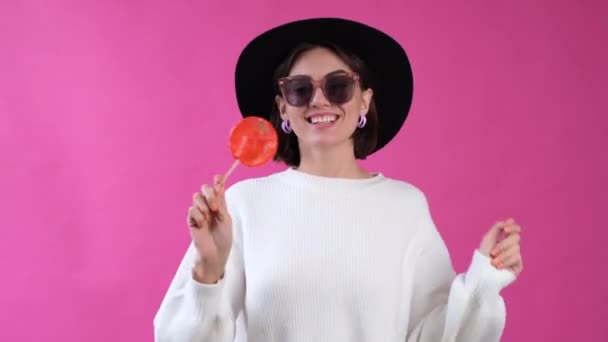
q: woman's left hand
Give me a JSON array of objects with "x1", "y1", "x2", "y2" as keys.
[{"x1": 480, "y1": 218, "x2": 523, "y2": 276}]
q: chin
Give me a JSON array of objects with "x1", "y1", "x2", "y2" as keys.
[
  {"x1": 294, "y1": 121, "x2": 356, "y2": 148},
  {"x1": 299, "y1": 135, "x2": 352, "y2": 149}
]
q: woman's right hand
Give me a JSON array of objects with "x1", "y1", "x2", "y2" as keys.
[{"x1": 187, "y1": 175, "x2": 232, "y2": 284}]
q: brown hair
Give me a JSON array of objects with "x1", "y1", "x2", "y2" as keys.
[{"x1": 269, "y1": 41, "x2": 379, "y2": 167}]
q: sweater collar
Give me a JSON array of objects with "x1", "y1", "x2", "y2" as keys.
[{"x1": 276, "y1": 167, "x2": 386, "y2": 191}]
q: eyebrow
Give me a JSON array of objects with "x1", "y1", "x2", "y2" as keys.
[{"x1": 326, "y1": 69, "x2": 350, "y2": 76}]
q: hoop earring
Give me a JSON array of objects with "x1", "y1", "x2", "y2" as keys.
[
  {"x1": 281, "y1": 119, "x2": 292, "y2": 134},
  {"x1": 357, "y1": 114, "x2": 367, "y2": 128}
]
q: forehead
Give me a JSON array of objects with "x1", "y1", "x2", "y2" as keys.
[{"x1": 288, "y1": 47, "x2": 353, "y2": 78}]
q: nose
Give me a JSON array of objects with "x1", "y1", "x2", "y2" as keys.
[{"x1": 309, "y1": 85, "x2": 330, "y2": 107}]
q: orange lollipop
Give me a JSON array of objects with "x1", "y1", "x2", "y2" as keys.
[{"x1": 223, "y1": 116, "x2": 278, "y2": 183}]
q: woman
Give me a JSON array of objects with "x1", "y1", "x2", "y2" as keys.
[{"x1": 154, "y1": 17, "x2": 524, "y2": 342}]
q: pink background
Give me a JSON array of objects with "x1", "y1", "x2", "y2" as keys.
[{"x1": 1, "y1": 0, "x2": 606, "y2": 341}]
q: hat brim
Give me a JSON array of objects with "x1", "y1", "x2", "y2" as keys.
[{"x1": 234, "y1": 17, "x2": 413, "y2": 154}]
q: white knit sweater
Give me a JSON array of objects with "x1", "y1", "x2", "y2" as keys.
[{"x1": 154, "y1": 168, "x2": 516, "y2": 341}]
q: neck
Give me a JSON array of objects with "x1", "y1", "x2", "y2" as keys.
[{"x1": 296, "y1": 141, "x2": 370, "y2": 179}]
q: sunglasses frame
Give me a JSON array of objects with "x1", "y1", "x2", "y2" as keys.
[{"x1": 277, "y1": 72, "x2": 360, "y2": 107}]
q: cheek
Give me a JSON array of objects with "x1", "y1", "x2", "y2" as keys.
[
  {"x1": 286, "y1": 107, "x2": 307, "y2": 123},
  {"x1": 340, "y1": 102, "x2": 363, "y2": 121}
]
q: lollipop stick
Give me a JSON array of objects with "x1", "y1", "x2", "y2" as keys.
[{"x1": 222, "y1": 159, "x2": 240, "y2": 185}]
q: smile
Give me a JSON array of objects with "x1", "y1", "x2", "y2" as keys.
[{"x1": 306, "y1": 114, "x2": 338, "y2": 124}]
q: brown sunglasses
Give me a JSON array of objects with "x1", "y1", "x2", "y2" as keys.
[{"x1": 278, "y1": 72, "x2": 360, "y2": 107}]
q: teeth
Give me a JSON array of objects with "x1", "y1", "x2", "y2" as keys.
[{"x1": 310, "y1": 115, "x2": 337, "y2": 124}]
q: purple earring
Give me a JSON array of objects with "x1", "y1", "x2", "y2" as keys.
[
  {"x1": 281, "y1": 119, "x2": 292, "y2": 134},
  {"x1": 357, "y1": 114, "x2": 367, "y2": 128}
]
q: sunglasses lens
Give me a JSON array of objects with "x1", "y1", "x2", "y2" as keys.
[
  {"x1": 281, "y1": 74, "x2": 356, "y2": 106},
  {"x1": 324, "y1": 75, "x2": 354, "y2": 104},
  {"x1": 283, "y1": 77, "x2": 313, "y2": 106}
]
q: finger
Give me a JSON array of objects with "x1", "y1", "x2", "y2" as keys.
[
  {"x1": 213, "y1": 175, "x2": 228, "y2": 212},
  {"x1": 504, "y1": 223, "x2": 522, "y2": 234},
  {"x1": 483, "y1": 220, "x2": 512, "y2": 256},
  {"x1": 497, "y1": 218, "x2": 518, "y2": 239},
  {"x1": 484, "y1": 221, "x2": 505, "y2": 244},
  {"x1": 201, "y1": 183, "x2": 228, "y2": 223},
  {"x1": 493, "y1": 247, "x2": 521, "y2": 269},
  {"x1": 501, "y1": 252, "x2": 522, "y2": 269},
  {"x1": 188, "y1": 205, "x2": 206, "y2": 229},
  {"x1": 209, "y1": 175, "x2": 230, "y2": 220},
  {"x1": 193, "y1": 192, "x2": 211, "y2": 222},
  {"x1": 201, "y1": 184, "x2": 218, "y2": 212},
  {"x1": 188, "y1": 214, "x2": 198, "y2": 229},
  {"x1": 514, "y1": 259, "x2": 524, "y2": 274},
  {"x1": 498, "y1": 232, "x2": 521, "y2": 251},
  {"x1": 507, "y1": 258, "x2": 523, "y2": 275},
  {"x1": 214, "y1": 174, "x2": 226, "y2": 190},
  {"x1": 491, "y1": 233, "x2": 521, "y2": 257},
  {"x1": 493, "y1": 244, "x2": 520, "y2": 263}
]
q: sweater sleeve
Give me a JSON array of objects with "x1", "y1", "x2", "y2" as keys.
[
  {"x1": 405, "y1": 194, "x2": 516, "y2": 342},
  {"x1": 153, "y1": 190, "x2": 246, "y2": 342}
]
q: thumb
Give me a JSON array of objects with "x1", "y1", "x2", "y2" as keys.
[{"x1": 480, "y1": 219, "x2": 510, "y2": 257}]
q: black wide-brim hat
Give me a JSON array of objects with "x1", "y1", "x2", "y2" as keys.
[{"x1": 234, "y1": 17, "x2": 413, "y2": 154}]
